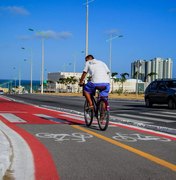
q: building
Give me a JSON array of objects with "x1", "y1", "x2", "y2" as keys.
[
  {"x1": 47, "y1": 72, "x2": 82, "y2": 92},
  {"x1": 131, "y1": 60, "x2": 146, "y2": 81},
  {"x1": 131, "y1": 57, "x2": 173, "y2": 82}
]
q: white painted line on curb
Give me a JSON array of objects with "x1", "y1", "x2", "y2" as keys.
[
  {"x1": 0, "y1": 121, "x2": 34, "y2": 179},
  {"x1": 0, "y1": 129, "x2": 11, "y2": 179}
]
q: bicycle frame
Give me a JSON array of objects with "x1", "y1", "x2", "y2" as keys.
[{"x1": 91, "y1": 91, "x2": 109, "y2": 116}]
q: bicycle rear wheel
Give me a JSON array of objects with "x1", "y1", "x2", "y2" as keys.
[
  {"x1": 84, "y1": 100, "x2": 93, "y2": 127},
  {"x1": 97, "y1": 100, "x2": 109, "y2": 131}
]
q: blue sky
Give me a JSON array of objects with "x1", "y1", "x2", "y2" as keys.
[{"x1": 0, "y1": 0, "x2": 176, "y2": 80}]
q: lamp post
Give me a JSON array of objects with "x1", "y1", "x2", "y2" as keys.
[
  {"x1": 12, "y1": 67, "x2": 17, "y2": 89},
  {"x1": 28, "y1": 28, "x2": 44, "y2": 94},
  {"x1": 84, "y1": 0, "x2": 94, "y2": 56},
  {"x1": 135, "y1": 61, "x2": 142, "y2": 97},
  {"x1": 22, "y1": 47, "x2": 33, "y2": 93},
  {"x1": 106, "y1": 34, "x2": 123, "y2": 75},
  {"x1": 18, "y1": 65, "x2": 21, "y2": 94}
]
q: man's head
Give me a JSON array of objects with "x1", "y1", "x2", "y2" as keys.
[{"x1": 85, "y1": 55, "x2": 94, "y2": 61}]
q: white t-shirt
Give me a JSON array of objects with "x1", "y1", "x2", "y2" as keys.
[{"x1": 83, "y1": 59, "x2": 110, "y2": 83}]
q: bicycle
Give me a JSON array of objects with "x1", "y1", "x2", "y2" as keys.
[{"x1": 83, "y1": 85, "x2": 110, "y2": 131}]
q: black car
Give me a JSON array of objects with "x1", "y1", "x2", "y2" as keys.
[{"x1": 145, "y1": 79, "x2": 176, "y2": 109}]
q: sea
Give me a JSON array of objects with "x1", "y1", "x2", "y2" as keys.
[{"x1": 0, "y1": 79, "x2": 41, "y2": 91}]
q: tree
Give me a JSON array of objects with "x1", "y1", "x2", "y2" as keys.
[
  {"x1": 144, "y1": 72, "x2": 157, "y2": 82},
  {"x1": 132, "y1": 71, "x2": 143, "y2": 79},
  {"x1": 58, "y1": 78, "x2": 66, "y2": 84},
  {"x1": 59, "y1": 76, "x2": 78, "y2": 92},
  {"x1": 68, "y1": 76, "x2": 78, "y2": 92},
  {"x1": 120, "y1": 73, "x2": 129, "y2": 92},
  {"x1": 70, "y1": 76, "x2": 78, "y2": 85},
  {"x1": 111, "y1": 72, "x2": 119, "y2": 93}
]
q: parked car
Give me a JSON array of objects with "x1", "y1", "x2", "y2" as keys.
[
  {"x1": 145, "y1": 79, "x2": 176, "y2": 109},
  {"x1": 0, "y1": 90, "x2": 4, "y2": 95}
]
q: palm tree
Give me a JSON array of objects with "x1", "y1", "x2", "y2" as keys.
[
  {"x1": 58, "y1": 78, "x2": 66, "y2": 89},
  {"x1": 69, "y1": 76, "x2": 78, "y2": 92},
  {"x1": 70, "y1": 76, "x2": 78, "y2": 84},
  {"x1": 132, "y1": 71, "x2": 143, "y2": 79},
  {"x1": 120, "y1": 73, "x2": 129, "y2": 92},
  {"x1": 145, "y1": 72, "x2": 157, "y2": 82},
  {"x1": 111, "y1": 72, "x2": 118, "y2": 93},
  {"x1": 58, "y1": 78, "x2": 66, "y2": 84}
]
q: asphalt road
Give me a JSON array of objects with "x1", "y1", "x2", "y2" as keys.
[
  {"x1": 5, "y1": 94, "x2": 176, "y2": 131},
  {"x1": 1, "y1": 94, "x2": 176, "y2": 179},
  {"x1": 18, "y1": 124, "x2": 176, "y2": 180}
]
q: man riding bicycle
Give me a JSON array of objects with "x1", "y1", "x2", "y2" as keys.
[{"x1": 79, "y1": 55, "x2": 111, "y2": 109}]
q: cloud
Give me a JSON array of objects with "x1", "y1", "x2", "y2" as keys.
[
  {"x1": 0, "y1": 6, "x2": 30, "y2": 15},
  {"x1": 35, "y1": 30, "x2": 72, "y2": 39}
]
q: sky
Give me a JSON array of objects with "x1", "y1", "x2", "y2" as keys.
[{"x1": 0, "y1": 0, "x2": 176, "y2": 80}]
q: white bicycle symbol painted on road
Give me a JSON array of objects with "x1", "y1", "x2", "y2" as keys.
[
  {"x1": 112, "y1": 133, "x2": 171, "y2": 142},
  {"x1": 36, "y1": 132, "x2": 93, "y2": 143}
]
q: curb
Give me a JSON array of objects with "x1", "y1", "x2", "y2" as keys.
[
  {"x1": 0, "y1": 129, "x2": 11, "y2": 179},
  {"x1": 0, "y1": 121, "x2": 35, "y2": 179}
]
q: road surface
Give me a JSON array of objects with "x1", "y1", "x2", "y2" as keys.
[{"x1": 0, "y1": 94, "x2": 176, "y2": 179}]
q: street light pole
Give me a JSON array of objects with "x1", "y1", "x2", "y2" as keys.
[
  {"x1": 41, "y1": 37, "x2": 44, "y2": 94},
  {"x1": 85, "y1": 0, "x2": 94, "y2": 56},
  {"x1": 22, "y1": 47, "x2": 33, "y2": 94},
  {"x1": 135, "y1": 61, "x2": 142, "y2": 98},
  {"x1": 28, "y1": 28, "x2": 45, "y2": 94},
  {"x1": 109, "y1": 35, "x2": 112, "y2": 74},
  {"x1": 18, "y1": 65, "x2": 21, "y2": 93},
  {"x1": 106, "y1": 35, "x2": 123, "y2": 75},
  {"x1": 30, "y1": 48, "x2": 33, "y2": 94}
]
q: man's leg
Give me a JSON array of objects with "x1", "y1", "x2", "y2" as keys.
[{"x1": 84, "y1": 91, "x2": 93, "y2": 107}]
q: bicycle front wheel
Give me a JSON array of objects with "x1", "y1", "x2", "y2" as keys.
[
  {"x1": 84, "y1": 100, "x2": 93, "y2": 127},
  {"x1": 97, "y1": 100, "x2": 109, "y2": 131}
]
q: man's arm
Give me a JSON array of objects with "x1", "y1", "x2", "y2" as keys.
[{"x1": 79, "y1": 71, "x2": 87, "y2": 85}]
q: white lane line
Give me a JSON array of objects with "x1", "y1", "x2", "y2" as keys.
[
  {"x1": 161, "y1": 111, "x2": 176, "y2": 116},
  {"x1": 0, "y1": 121, "x2": 34, "y2": 179},
  {"x1": 111, "y1": 116, "x2": 153, "y2": 124},
  {"x1": 0, "y1": 113, "x2": 26, "y2": 123},
  {"x1": 116, "y1": 114, "x2": 175, "y2": 123},
  {"x1": 141, "y1": 112, "x2": 176, "y2": 119},
  {"x1": 35, "y1": 114, "x2": 68, "y2": 123}
]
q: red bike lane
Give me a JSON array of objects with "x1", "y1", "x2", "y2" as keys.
[
  {"x1": 0, "y1": 96, "x2": 61, "y2": 179},
  {"x1": 0, "y1": 96, "x2": 89, "y2": 179}
]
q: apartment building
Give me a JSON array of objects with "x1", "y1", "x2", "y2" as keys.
[{"x1": 131, "y1": 57, "x2": 173, "y2": 82}]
